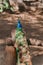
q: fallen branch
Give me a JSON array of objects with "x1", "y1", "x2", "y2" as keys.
[
  {"x1": 29, "y1": 45, "x2": 43, "y2": 57},
  {"x1": 29, "y1": 45, "x2": 43, "y2": 50}
]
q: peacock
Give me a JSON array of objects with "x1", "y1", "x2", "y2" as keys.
[{"x1": 11, "y1": 20, "x2": 32, "y2": 65}]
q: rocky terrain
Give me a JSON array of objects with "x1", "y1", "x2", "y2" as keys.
[{"x1": 0, "y1": 0, "x2": 43, "y2": 65}]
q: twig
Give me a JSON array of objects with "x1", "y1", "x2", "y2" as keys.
[{"x1": 29, "y1": 45, "x2": 43, "y2": 50}]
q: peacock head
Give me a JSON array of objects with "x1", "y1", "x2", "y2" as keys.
[{"x1": 17, "y1": 19, "x2": 22, "y2": 29}]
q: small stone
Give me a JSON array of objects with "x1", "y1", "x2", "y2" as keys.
[{"x1": 20, "y1": 63, "x2": 25, "y2": 65}]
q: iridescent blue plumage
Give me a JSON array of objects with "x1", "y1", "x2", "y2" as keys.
[{"x1": 17, "y1": 20, "x2": 22, "y2": 29}]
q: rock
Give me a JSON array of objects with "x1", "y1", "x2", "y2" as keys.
[
  {"x1": 30, "y1": 7, "x2": 36, "y2": 12},
  {"x1": 5, "y1": 46, "x2": 16, "y2": 65}
]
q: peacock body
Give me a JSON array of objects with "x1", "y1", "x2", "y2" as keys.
[{"x1": 11, "y1": 20, "x2": 32, "y2": 65}]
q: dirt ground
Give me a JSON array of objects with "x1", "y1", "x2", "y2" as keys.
[
  {"x1": 0, "y1": 11, "x2": 43, "y2": 65},
  {"x1": 32, "y1": 55, "x2": 43, "y2": 65}
]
